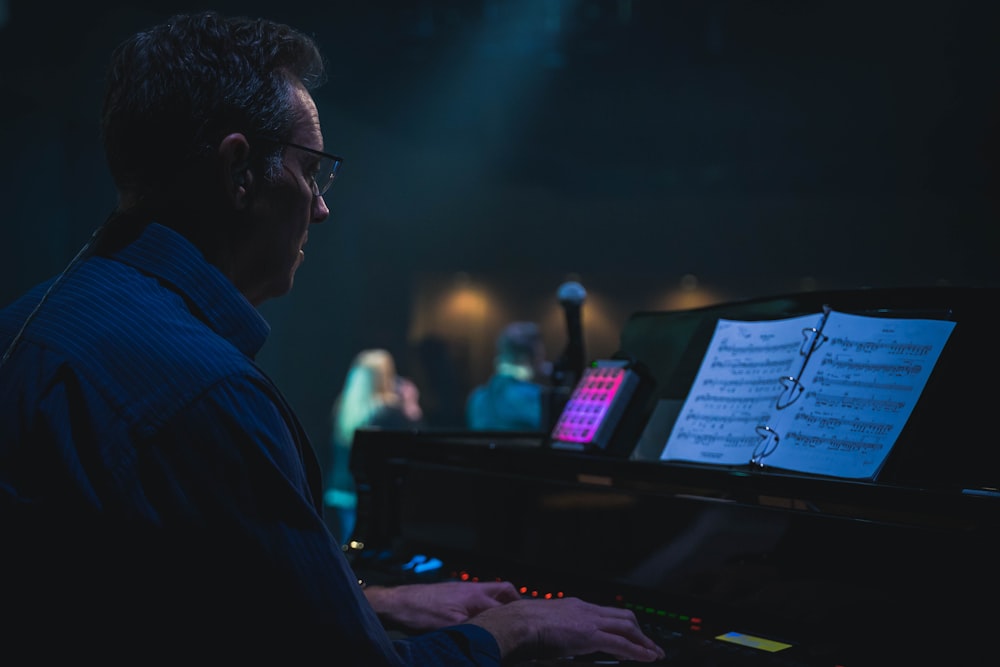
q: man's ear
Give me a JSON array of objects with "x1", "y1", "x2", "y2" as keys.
[{"x1": 218, "y1": 133, "x2": 253, "y2": 209}]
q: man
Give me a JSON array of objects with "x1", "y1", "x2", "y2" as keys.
[
  {"x1": 467, "y1": 321, "x2": 549, "y2": 430},
  {"x1": 0, "y1": 11, "x2": 663, "y2": 664}
]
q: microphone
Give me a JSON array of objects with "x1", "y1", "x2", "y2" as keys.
[{"x1": 552, "y1": 280, "x2": 587, "y2": 389}]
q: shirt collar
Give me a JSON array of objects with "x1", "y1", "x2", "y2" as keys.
[{"x1": 111, "y1": 222, "x2": 270, "y2": 358}]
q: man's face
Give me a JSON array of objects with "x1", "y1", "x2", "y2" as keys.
[{"x1": 235, "y1": 83, "x2": 331, "y2": 305}]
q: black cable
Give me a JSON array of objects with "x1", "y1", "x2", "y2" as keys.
[{"x1": 0, "y1": 218, "x2": 111, "y2": 369}]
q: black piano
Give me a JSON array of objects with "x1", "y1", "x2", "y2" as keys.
[{"x1": 348, "y1": 286, "x2": 1000, "y2": 666}]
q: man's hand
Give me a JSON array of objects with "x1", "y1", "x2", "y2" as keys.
[
  {"x1": 468, "y1": 597, "x2": 665, "y2": 663},
  {"x1": 364, "y1": 580, "x2": 521, "y2": 632},
  {"x1": 364, "y1": 581, "x2": 664, "y2": 663}
]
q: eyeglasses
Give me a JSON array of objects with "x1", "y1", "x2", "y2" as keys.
[{"x1": 258, "y1": 136, "x2": 344, "y2": 196}]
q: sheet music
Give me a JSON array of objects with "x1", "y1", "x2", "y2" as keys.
[{"x1": 660, "y1": 310, "x2": 956, "y2": 479}]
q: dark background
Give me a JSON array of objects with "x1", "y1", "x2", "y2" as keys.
[{"x1": 2, "y1": 0, "x2": 998, "y2": 456}]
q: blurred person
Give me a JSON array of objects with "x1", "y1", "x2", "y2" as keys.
[
  {"x1": 327, "y1": 348, "x2": 423, "y2": 545},
  {"x1": 0, "y1": 9, "x2": 664, "y2": 664},
  {"x1": 466, "y1": 321, "x2": 549, "y2": 431}
]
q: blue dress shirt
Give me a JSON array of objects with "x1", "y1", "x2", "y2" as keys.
[{"x1": 0, "y1": 223, "x2": 500, "y2": 664}]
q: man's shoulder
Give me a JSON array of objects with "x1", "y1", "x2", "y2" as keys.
[
  {"x1": 11, "y1": 260, "x2": 261, "y2": 419},
  {"x1": 47, "y1": 262, "x2": 243, "y2": 363}
]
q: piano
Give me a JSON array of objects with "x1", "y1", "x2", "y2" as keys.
[{"x1": 347, "y1": 286, "x2": 1000, "y2": 666}]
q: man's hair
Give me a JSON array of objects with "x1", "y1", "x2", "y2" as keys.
[{"x1": 101, "y1": 11, "x2": 326, "y2": 196}]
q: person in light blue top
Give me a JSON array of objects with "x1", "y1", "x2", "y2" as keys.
[{"x1": 467, "y1": 321, "x2": 549, "y2": 431}]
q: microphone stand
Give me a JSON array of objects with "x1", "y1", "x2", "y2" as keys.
[{"x1": 545, "y1": 281, "x2": 587, "y2": 432}]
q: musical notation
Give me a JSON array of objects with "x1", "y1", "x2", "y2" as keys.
[{"x1": 660, "y1": 308, "x2": 956, "y2": 480}]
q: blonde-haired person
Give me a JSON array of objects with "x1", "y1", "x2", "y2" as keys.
[{"x1": 326, "y1": 348, "x2": 423, "y2": 545}]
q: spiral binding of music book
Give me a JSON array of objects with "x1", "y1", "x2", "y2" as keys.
[{"x1": 750, "y1": 305, "x2": 832, "y2": 466}]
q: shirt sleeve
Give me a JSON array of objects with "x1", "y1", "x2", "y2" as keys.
[
  {"x1": 146, "y1": 373, "x2": 368, "y2": 614},
  {"x1": 148, "y1": 375, "x2": 503, "y2": 665}
]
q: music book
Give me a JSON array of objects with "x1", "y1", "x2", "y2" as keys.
[{"x1": 659, "y1": 306, "x2": 956, "y2": 480}]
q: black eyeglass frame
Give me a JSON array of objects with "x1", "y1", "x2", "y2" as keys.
[{"x1": 256, "y1": 136, "x2": 344, "y2": 196}]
